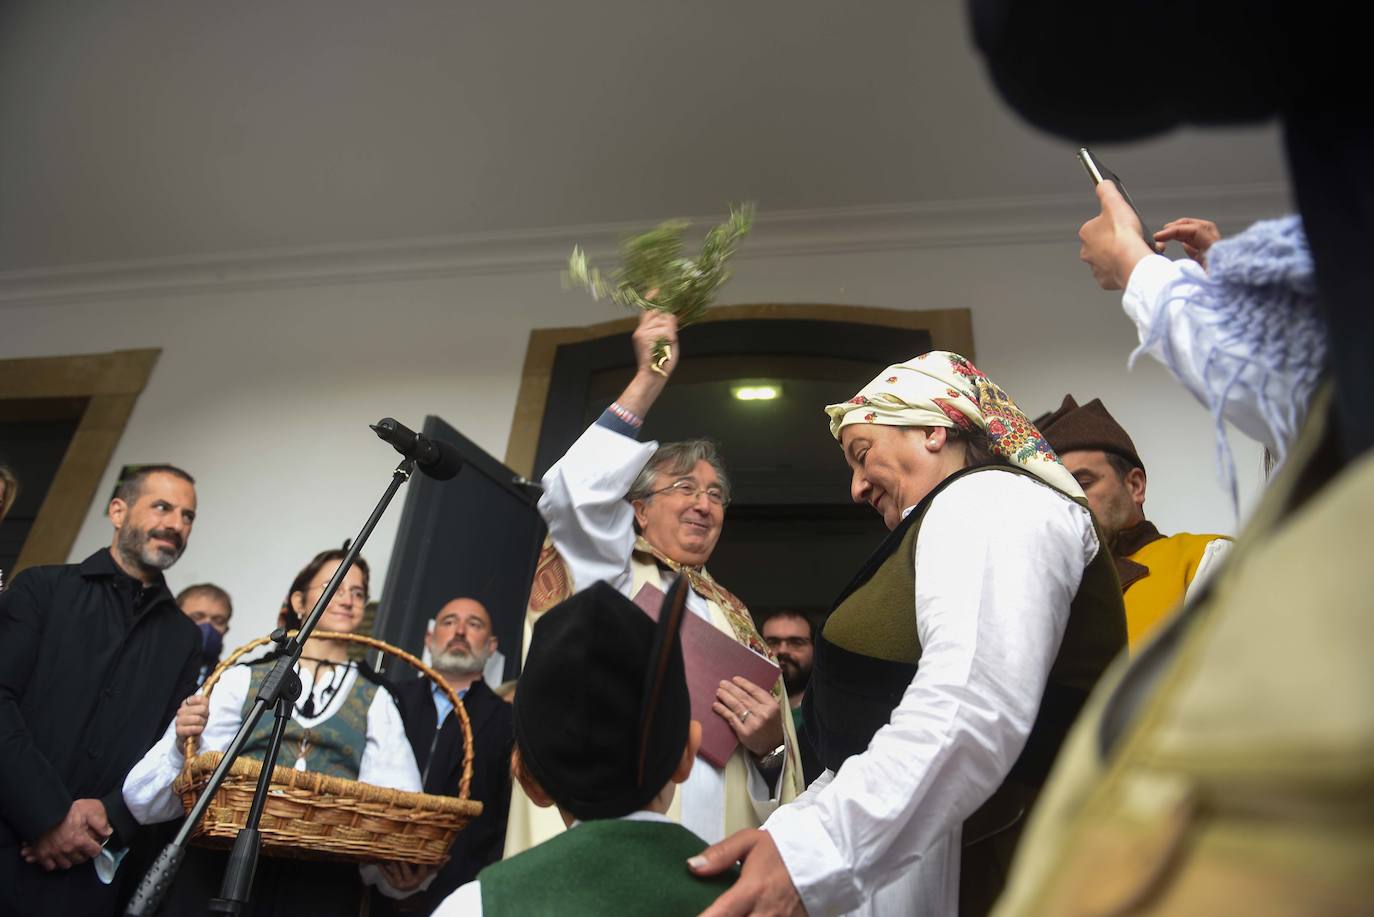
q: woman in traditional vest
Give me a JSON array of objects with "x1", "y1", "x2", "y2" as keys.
[
  {"x1": 691, "y1": 353, "x2": 1126, "y2": 917},
  {"x1": 123, "y1": 548, "x2": 425, "y2": 914}
]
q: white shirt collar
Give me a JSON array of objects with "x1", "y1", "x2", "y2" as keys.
[{"x1": 569, "y1": 810, "x2": 674, "y2": 829}]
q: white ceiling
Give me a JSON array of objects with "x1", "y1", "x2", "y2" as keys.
[{"x1": 0, "y1": 0, "x2": 1289, "y2": 272}]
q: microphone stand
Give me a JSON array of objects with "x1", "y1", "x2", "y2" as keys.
[{"x1": 126, "y1": 457, "x2": 416, "y2": 916}]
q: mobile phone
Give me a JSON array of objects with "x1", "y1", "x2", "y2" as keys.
[{"x1": 1077, "y1": 148, "x2": 1158, "y2": 251}]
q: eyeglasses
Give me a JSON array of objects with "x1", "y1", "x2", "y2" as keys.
[
  {"x1": 650, "y1": 479, "x2": 730, "y2": 507},
  {"x1": 308, "y1": 583, "x2": 368, "y2": 604}
]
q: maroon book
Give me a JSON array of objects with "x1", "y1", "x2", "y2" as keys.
[{"x1": 633, "y1": 582, "x2": 780, "y2": 768}]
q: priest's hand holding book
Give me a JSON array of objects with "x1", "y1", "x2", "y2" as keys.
[{"x1": 713, "y1": 676, "x2": 785, "y2": 769}]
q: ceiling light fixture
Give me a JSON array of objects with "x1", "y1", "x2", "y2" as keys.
[{"x1": 732, "y1": 384, "x2": 781, "y2": 402}]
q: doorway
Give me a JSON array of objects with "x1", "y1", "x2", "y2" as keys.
[{"x1": 0, "y1": 398, "x2": 87, "y2": 579}]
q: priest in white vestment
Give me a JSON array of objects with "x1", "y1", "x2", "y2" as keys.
[{"x1": 504, "y1": 311, "x2": 804, "y2": 857}]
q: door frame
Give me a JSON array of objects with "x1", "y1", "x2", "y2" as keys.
[{"x1": 0, "y1": 348, "x2": 160, "y2": 575}]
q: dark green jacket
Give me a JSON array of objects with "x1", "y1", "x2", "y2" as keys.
[{"x1": 479, "y1": 817, "x2": 736, "y2": 916}]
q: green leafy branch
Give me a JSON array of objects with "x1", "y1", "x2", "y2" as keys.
[{"x1": 565, "y1": 204, "x2": 756, "y2": 372}]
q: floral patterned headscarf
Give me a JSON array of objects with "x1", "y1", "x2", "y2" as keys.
[{"x1": 824, "y1": 351, "x2": 1083, "y2": 497}]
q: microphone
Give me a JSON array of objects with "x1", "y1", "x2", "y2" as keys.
[{"x1": 370, "y1": 418, "x2": 463, "y2": 480}]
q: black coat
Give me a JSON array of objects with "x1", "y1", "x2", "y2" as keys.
[
  {"x1": 0, "y1": 549, "x2": 201, "y2": 916},
  {"x1": 388, "y1": 676, "x2": 513, "y2": 913}
]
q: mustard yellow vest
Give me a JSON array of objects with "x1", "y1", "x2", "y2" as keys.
[{"x1": 1124, "y1": 532, "x2": 1228, "y2": 648}]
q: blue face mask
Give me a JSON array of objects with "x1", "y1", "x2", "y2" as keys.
[{"x1": 198, "y1": 621, "x2": 223, "y2": 664}]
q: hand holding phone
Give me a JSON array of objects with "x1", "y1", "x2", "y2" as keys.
[
  {"x1": 1076, "y1": 148, "x2": 1162, "y2": 290},
  {"x1": 1077, "y1": 148, "x2": 1158, "y2": 251}
]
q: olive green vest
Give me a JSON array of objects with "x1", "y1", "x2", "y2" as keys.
[
  {"x1": 239, "y1": 660, "x2": 376, "y2": 779},
  {"x1": 806, "y1": 465, "x2": 1126, "y2": 917},
  {"x1": 479, "y1": 819, "x2": 736, "y2": 916}
]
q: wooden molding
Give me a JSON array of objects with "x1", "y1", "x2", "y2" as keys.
[
  {"x1": 7, "y1": 349, "x2": 160, "y2": 575},
  {"x1": 0, "y1": 348, "x2": 160, "y2": 398},
  {"x1": 502, "y1": 304, "x2": 972, "y2": 477}
]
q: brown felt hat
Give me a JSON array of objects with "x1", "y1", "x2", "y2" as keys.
[{"x1": 1034, "y1": 395, "x2": 1144, "y2": 471}]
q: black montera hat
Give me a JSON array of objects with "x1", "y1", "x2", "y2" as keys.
[{"x1": 513, "y1": 578, "x2": 690, "y2": 821}]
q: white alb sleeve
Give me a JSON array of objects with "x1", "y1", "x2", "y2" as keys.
[{"x1": 537, "y1": 422, "x2": 658, "y2": 594}]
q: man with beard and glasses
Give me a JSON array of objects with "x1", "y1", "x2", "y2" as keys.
[
  {"x1": 0, "y1": 464, "x2": 201, "y2": 916},
  {"x1": 760, "y1": 610, "x2": 823, "y2": 786},
  {"x1": 384, "y1": 598, "x2": 514, "y2": 914}
]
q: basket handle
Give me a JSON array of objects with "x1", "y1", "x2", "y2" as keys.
[{"x1": 187, "y1": 630, "x2": 474, "y2": 801}]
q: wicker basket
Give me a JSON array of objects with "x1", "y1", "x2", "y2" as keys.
[{"x1": 172, "y1": 631, "x2": 484, "y2": 865}]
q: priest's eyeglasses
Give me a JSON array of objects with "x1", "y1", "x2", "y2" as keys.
[{"x1": 651, "y1": 479, "x2": 730, "y2": 507}]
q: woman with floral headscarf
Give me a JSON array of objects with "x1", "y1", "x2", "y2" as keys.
[{"x1": 691, "y1": 353, "x2": 1126, "y2": 917}]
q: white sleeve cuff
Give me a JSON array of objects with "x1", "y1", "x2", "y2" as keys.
[
  {"x1": 1121, "y1": 253, "x2": 1182, "y2": 331},
  {"x1": 360, "y1": 863, "x2": 439, "y2": 899},
  {"x1": 121, "y1": 719, "x2": 187, "y2": 826},
  {"x1": 765, "y1": 804, "x2": 863, "y2": 916}
]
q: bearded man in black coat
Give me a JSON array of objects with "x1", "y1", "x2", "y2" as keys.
[{"x1": 0, "y1": 466, "x2": 202, "y2": 916}]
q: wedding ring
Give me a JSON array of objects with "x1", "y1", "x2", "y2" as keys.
[{"x1": 739, "y1": 709, "x2": 751, "y2": 722}]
